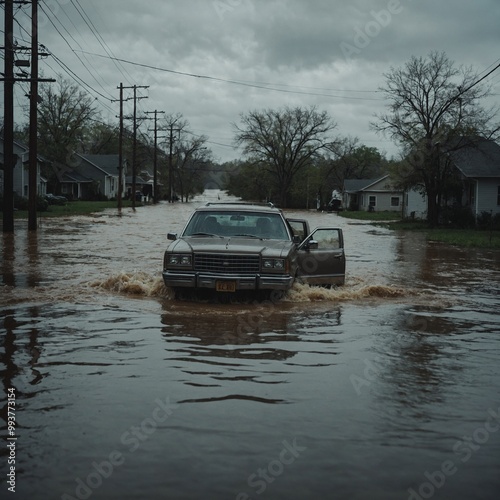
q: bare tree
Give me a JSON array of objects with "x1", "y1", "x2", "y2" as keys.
[
  {"x1": 36, "y1": 76, "x2": 98, "y2": 188},
  {"x1": 233, "y1": 106, "x2": 337, "y2": 207},
  {"x1": 372, "y1": 51, "x2": 499, "y2": 226},
  {"x1": 175, "y1": 134, "x2": 212, "y2": 202},
  {"x1": 325, "y1": 137, "x2": 385, "y2": 187}
]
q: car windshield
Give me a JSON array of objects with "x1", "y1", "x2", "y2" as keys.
[{"x1": 183, "y1": 211, "x2": 290, "y2": 240}]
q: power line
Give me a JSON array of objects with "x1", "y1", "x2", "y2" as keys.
[
  {"x1": 69, "y1": 0, "x2": 133, "y2": 86},
  {"x1": 74, "y1": 50, "x2": 384, "y2": 101},
  {"x1": 38, "y1": 0, "x2": 114, "y2": 101}
]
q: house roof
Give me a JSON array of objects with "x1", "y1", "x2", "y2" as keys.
[
  {"x1": 450, "y1": 139, "x2": 500, "y2": 178},
  {"x1": 78, "y1": 154, "x2": 120, "y2": 176},
  {"x1": 344, "y1": 175, "x2": 389, "y2": 193},
  {"x1": 61, "y1": 171, "x2": 93, "y2": 183},
  {"x1": 125, "y1": 175, "x2": 149, "y2": 185}
]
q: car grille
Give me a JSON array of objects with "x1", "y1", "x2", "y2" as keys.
[{"x1": 194, "y1": 253, "x2": 260, "y2": 275}]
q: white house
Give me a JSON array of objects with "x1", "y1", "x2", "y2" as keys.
[
  {"x1": 450, "y1": 138, "x2": 500, "y2": 217},
  {"x1": 403, "y1": 189, "x2": 427, "y2": 219},
  {"x1": 404, "y1": 138, "x2": 500, "y2": 219},
  {"x1": 0, "y1": 138, "x2": 47, "y2": 198},
  {"x1": 343, "y1": 175, "x2": 403, "y2": 212}
]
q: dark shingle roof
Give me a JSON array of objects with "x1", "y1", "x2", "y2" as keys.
[
  {"x1": 450, "y1": 139, "x2": 500, "y2": 178},
  {"x1": 61, "y1": 171, "x2": 92, "y2": 183},
  {"x1": 344, "y1": 176, "x2": 388, "y2": 192},
  {"x1": 80, "y1": 154, "x2": 120, "y2": 176}
]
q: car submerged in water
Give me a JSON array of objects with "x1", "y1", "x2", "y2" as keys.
[{"x1": 162, "y1": 203, "x2": 345, "y2": 298}]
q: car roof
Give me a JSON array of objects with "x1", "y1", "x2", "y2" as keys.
[{"x1": 196, "y1": 202, "x2": 282, "y2": 214}]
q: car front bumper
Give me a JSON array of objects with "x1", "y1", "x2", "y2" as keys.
[{"x1": 162, "y1": 271, "x2": 294, "y2": 291}]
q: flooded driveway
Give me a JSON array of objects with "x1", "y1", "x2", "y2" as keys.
[{"x1": 1, "y1": 191, "x2": 500, "y2": 499}]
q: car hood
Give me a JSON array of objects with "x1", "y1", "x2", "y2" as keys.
[{"x1": 168, "y1": 236, "x2": 294, "y2": 258}]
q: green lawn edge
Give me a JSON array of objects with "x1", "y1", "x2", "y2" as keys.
[
  {"x1": 338, "y1": 211, "x2": 500, "y2": 248},
  {"x1": 4, "y1": 200, "x2": 137, "y2": 219}
]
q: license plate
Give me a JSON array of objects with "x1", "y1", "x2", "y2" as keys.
[{"x1": 216, "y1": 281, "x2": 236, "y2": 292}]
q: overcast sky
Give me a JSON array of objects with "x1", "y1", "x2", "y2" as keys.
[{"x1": 5, "y1": 0, "x2": 500, "y2": 162}]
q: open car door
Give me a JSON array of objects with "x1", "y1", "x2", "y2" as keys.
[{"x1": 296, "y1": 227, "x2": 345, "y2": 286}]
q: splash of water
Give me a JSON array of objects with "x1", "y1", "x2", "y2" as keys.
[
  {"x1": 91, "y1": 271, "x2": 172, "y2": 298},
  {"x1": 92, "y1": 272, "x2": 413, "y2": 303}
]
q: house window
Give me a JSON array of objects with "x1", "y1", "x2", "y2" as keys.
[
  {"x1": 369, "y1": 196, "x2": 376, "y2": 207},
  {"x1": 391, "y1": 196, "x2": 400, "y2": 207}
]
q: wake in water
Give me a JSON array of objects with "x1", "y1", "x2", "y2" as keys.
[
  {"x1": 91, "y1": 271, "x2": 172, "y2": 298},
  {"x1": 285, "y1": 281, "x2": 411, "y2": 302},
  {"x1": 91, "y1": 272, "x2": 417, "y2": 303}
]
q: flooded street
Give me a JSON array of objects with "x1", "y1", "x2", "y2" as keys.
[{"x1": 1, "y1": 191, "x2": 500, "y2": 500}]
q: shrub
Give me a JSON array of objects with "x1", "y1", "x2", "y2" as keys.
[{"x1": 440, "y1": 206, "x2": 475, "y2": 228}]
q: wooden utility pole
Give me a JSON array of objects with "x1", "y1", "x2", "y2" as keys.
[
  {"x1": 117, "y1": 83, "x2": 124, "y2": 212},
  {"x1": 28, "y1": 0, "x2": 38, "y2": 230},
  {"x1": 168, "y1": 123, "x2": 181, "y2": 202},
  {"x1": 2, "y1": 0, "x2": 54, "y2": 233},
  {"x1": 146, "y1": 110, "x2": 165, "y2": 203},
  {"x1": 121, "y1": 85, "x2": 148, "y2": 210},
  {"x1": 3, "y1": 0, "x2": 15, "y2": 233}
]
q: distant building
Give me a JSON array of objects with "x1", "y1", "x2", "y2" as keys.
[
  {"x1": 404, "y1": 138, "x2": 500, "y2": 219},
  {"x1": 0, "y1": 138, "x2": 47, "y2": 198},
  {"x1": 449, "y1": 138, "x2": 500, "y2": 217},
  {"x1": 343, "y1": 175, "x2": 403, "y2": 212},
  {"x1": 60, "y1": 154, "x2": 125, "y2": 200}
]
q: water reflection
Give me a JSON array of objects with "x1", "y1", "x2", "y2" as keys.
[
  {"x1": 1, "y1": 196, "x2": 499, "y2": 499},
  {"x1": 1, "y1": 233, "x2": 15, "y2": 288},
  {"x1": 1, "y1": 229, "x2": 41, "y2": 297},
  {"x1": 0, "y1": 307, "x2": 45, "y2": 397},
  {"x1": 395, "y1": 231, "x2": 500, "y2": 296}
]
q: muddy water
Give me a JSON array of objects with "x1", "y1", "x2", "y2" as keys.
[{"x1": 1, "y1": 191, "x2": 500, "y2": 500}]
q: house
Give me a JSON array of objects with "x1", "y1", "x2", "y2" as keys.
[
  {"x1": 0, "y1": 138, "x2": 47, "y2": 198},
  {"x1": 449, "y1": 138, "x2": 500, "y2": 217},
  {"x1": 61, "y1": 154, "x2": 125, "y2": 200},
  {"x1": 404, "y1": 138, "x2": 500, "y2": 219},
  {"x1": 343, "y1": 175, "x2": 403, "y2": 212},
  {"x1": 125, "y1": 171, "x2": 153, "y2": 200},
  {"x1": 60, "y1": 170, "x2": 94, "y2": 200},
  {"x1": 403, "y1": 189, "x2": 427, "y2": 219}
]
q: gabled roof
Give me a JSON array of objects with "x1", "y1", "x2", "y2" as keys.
[
  {"x1": 450, "y1": 139, "x2": 500, "y2": 178},
  {"x1": 77, "y1": 154, "x2": 120, "y2": 176},
  {"x1": 61, "y1": 171, "x2": 93, "y2": 183},
  {"x1": 125, "y1": 175, "x2": 149, "y2": 185},
  {"x1": 344, "y1": 175, "x2": 389, "y2": 193}
]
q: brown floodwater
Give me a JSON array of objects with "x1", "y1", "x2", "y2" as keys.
[{"x1": 1, "y1": 190, "x2": 499, "y2": 500}]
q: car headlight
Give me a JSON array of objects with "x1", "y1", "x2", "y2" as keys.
[
  {"x1": 273, "y1": 259, "x2": 285, "y2": 270},
  {"x1": 262, "y1": 258, "x2": 285, "y2": 270},
  {"x1": 168, "y1": 254, "x2": 192, "y2": 266}
]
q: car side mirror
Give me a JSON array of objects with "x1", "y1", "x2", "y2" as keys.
[
  {"x1": 293, "y1": 235, "x2": 302, "y2": 244},
  {"x1": 307, "y1": 240, "x2": 319, "y2": 250},
  {"x1": 167, "y1": 232, "x2": 177, "y2": 241}
]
